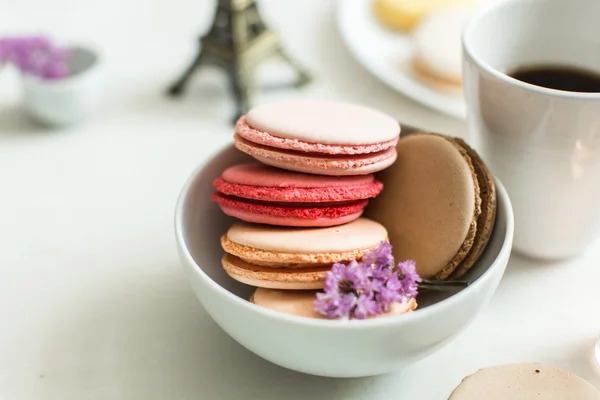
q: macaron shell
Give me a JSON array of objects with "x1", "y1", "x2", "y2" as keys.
[
  {"x1": 448, "y1": 363, "x2": 600, "y2": 399},
  {"x1": 244, "y1": 100, "x2": 400, "y2": 145},
  {"x1": 212, "y1": 192, "x2": 367, "y2": 220},
  {"x1": 217, "y1": 202, "x2": 364, "y2": 227},
  {"x1": 220, "y1": 163, "x2": 376, "y2": 188},
  {"x1": 214, "y1": 163, "x2": 384, "y2": 202},
  {"x1": 235, "y1": 135, "x2": 397, "y2": 176},
  {"x1": 253, "y1": 151, "x2": 398, "y2": 176},
  {"x1": 449, "y1": 137, "x2": 497, "y2": 279},
  {"x1": 237, "y1": 117, "x2": 399, "y2": 155},
  {"x1": 213, "y1": 178, "x2": 383, "y2": 203},
  {"x1": 251, "y1": 287, "x2": 418, "y2": 319},
  {"x1": 366, "y1": 133, "x2": 481, "y2": 279},
  {"x1": 411, "y1": 57, "x2": 463, "y2": 96},
  {"x1": 221, "y1": 233, "x2": 381, "y2": 268},
  {"x1": 222, "y1": 254, "x2": 327, "y2": 290},
  {"x1": 413, "y1": 5, "x2": 474, "y2": 83},
  {"x1": 225, "y1": 218, "x2": 388, "y2": 254}
]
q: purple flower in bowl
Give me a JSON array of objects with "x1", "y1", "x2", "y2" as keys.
[
  {"x1": 0, "y1": 35, "x2": 103, "y2": 126},
  {"x1": 314, "y1": 241, "x2": 470, "y2": 320},
  {"x1": 0, "y1": 36, "x2": 70, "y2": 80},
  {"x1": 314, "y1": 242, "x2": 422, "y2": 320}
]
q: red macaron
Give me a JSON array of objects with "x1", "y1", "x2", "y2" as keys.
[{"x1": 211, "y1": 163, "x2": 383, "y2": 227}]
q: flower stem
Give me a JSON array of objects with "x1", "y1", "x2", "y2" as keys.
[{"x1": 418, "y1": 279, "x2": 469, "y2": 291}]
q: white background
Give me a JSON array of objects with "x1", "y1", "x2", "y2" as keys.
[{"x1": 1, "y1": 0, "x2": 600, "y2": 398}]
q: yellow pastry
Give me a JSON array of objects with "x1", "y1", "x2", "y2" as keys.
[{"x1": 372, "y1": 0, "x2": 476, "y2": 32}]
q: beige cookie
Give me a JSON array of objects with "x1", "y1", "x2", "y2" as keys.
[
  {"x1": 448, "y1": 363, "x2": 600, "y2": 399},
  {"x1": 222, "y1": 255, "x2": 328, "y2": 290},
  {"x1": 366, "y1": 132, "x2": 496, "y2": 280}
]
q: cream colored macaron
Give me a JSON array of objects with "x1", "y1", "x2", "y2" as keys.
[
  {"x1": 411, "y1": 5, "x2": 476, "y2": 94},
  {"x1": 250, "y1": 287, "x2": 417, "y2": 319},
  {"x1": 448, "y1": 363, "x2": 600, "y2": 399},
  {"x1": 220, "y1": 218, "x2": 388, "y2": 289}
]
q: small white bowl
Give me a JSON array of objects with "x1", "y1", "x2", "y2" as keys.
[
  {"x1": 21, "y1": 46, "x2": 103, "y2": 127},
  {"x1": 175, "y1": 144, "x2": 514, "y2": 378}
]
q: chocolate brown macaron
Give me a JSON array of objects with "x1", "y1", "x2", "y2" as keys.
[{"x1": 365, "y1": 132, "x2": 496, "y2": 280}]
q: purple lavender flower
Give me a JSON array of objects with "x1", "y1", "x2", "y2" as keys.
[
  {"x1": 0, "y1": 36, "x2": 70, "y2": 80},
  {"x1": 361, "y1": 241, "x2": 394, "y2": 268},
  {"x1": 396, "y1": 260, "x2": 421, "y2": 299},
  {"x1": 347, "y1": 259, "x2": 373, "y2": 289},
  {"x1": 377, "y1": 272, "x2": 405, "y2": 312},
  {"x1": 323, "y1": 262, "x2": 346, "y2": 293},
  {"x1": 353, "y1": 293, "x2": 379, "y2": 319},
  {"x1": 314, "y1": 242, "x2": 421, "y2": 320},
  {"x1": 315, "y1": 292, "x2": 356, "y2": 320},
  {"x1": 376, "y1": 285, "x2": 400, "y2": 312}
]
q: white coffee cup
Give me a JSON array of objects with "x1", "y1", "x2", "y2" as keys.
[{"x1": 462, "y1": 0, "x2": 600, "y2": 259}]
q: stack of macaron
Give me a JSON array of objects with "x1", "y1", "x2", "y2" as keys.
[
  {"x1": 211, "y1": 100, "x2": 417, "y2": 319},
  {"x1": 211, "y1": 99, "x2": 498, "y2": 320}
]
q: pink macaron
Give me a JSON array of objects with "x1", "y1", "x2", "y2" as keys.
[
  {"x1": 211, "y1": 163, "x2": 383, "y2": 227},
  {"x1": 234, "y1": 100, "x2": 400, "y2": 176}
]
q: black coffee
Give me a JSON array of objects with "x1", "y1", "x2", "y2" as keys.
[{"x1": 509, "y1": 65, "x2": 600, "y2": 93}]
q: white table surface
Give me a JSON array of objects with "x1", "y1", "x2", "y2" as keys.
[{"x1": 1, "y1": 0, "x2": 600, "y2": 398}]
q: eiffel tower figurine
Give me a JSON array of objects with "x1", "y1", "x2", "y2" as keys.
[{"x1": 167, "y1": 0, "x2": 312, "y2": 121}]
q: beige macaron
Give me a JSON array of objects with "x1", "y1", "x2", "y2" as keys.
[
  {"x1": 411, "y1": 58, "x2": 463, "y2": 96},
  {"x1": 250, "y1": 287, "x2": 417, "y2": 319},
  {"x1": 448, "y1": 363, "x2": 600, "y2": 399},
  {"x1": 220, "y1": 218, "x2": 388, "y2": 289},
  {"x1": 411, "y1": 5, "x2": 475, "y2": 95},
  {"x1": 365, "y1": 132, "x2": 496, "y2": 280}
]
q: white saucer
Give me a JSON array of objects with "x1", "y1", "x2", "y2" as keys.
[{"x1": 336, "y1": 0, "x2": 467, "y2": 119}]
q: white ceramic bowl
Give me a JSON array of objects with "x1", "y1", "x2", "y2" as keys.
[
  {"x1": 22, "y1": 46, "x2": 103, "y2": 127},
  {"x1": 175, "y1": 144, "x2": 514, "y2": 378}
]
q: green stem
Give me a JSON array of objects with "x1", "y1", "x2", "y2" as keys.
[{"x1": 418, "y1": 279, "x2": 469, "y2": 291}]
